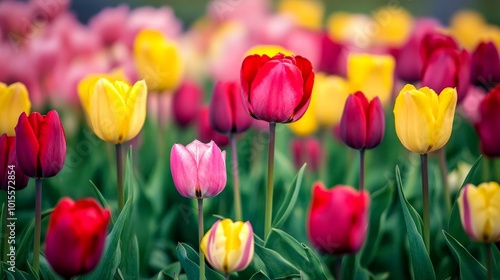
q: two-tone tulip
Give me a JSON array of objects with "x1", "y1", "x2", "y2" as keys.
[
  {"x1": 307, "y1": 182, "x2": 370, "y2": 254},
  {"x1": 240, "y1": 53, "x2": 314, "y2": 123},
  {"x1": 15, "y1": 111, "x2": 66, "y2": 178},
  {"x1": 457, "y1": 182, "x2": 500, "y2": 243},
  {"x1": 45, "y1": 197, "x2": 111, "y2": 278},
  {"x1": 200, "y1": 219, "x2": 254, "y2": 274},
  {"x1": 339, "y1": 92, "x2": 384, "y2": 150},
  {"x1": 474, "y1": 85, "x2": 500, "y2": 157},
  {"x1": 0, "y1": 134, "x2": 29, "y2": 191},
  {"x1": 170, "y1": 139, "x2": 227, "y2": 199},
  {"x1": 173, "y1": 80, "x2": 203, "y2": 128},
  {"x1": 394, "y1": 85, "x2": 457, "y2": 154},
  {"x1": 0, "y1": 82, "x2": 31, "y2": 136},
  {"x1": 471, "y1": 41, "x2": 500, "y2": 89}
]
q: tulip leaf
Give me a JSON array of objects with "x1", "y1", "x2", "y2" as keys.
[
  {"x1": 342, "y1": 253, "x2": 370, "y2": 280},
  {"x1": 254, "y1": 242, "x2": 300, "y2": 279},
  {"x1": 39, "y1": 255, "x2": 56, "y2": 280},
  {"x1": 176, "y1": 242, "x2": 225, "y2": 280},
  {"x1": 272, "y1": 164, "x2": 306, "y2": 229},
  {"x1": 159, "y1": 262, "x2": 182, "y2": 279},
  {"x1": 442, "y1": 230, "x2": 486, "y2": 279},
  {"x1": 2, "y1": 264, "x2": 29, "y2": 280},
  {"x1": 249, "y1": 271, "x2": 271, "y2": 280},
  {"x1": 493, "y1": 244, "x2": 500, "y2": 279},
  {"x1": 89, "y1": 180, "x2": 114, "y2": 225},
  {"x1": 16, "y1": 208, "x2": 53, "y2": 270},
  {"x1": 395, "y1": 166, "x2": 435, "y2": 280}
]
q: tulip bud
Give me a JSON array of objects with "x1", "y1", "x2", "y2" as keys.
[
  {"x1": 240, "y1": 53, "x2": 314, "y2": 123},
  {"x1": 318, "y1": 33, "x2": 346, "y2": 76},
  {"x1": 0, "y1": 82, "x2": 31, "y2": 136},
  {"x1": 474, "y1": 85, "x2": 500, "y2": 157},
  {"x1": 170, "y1": 139, "x2": 227, "y2": 199},
  {"x1": 173, "y1": 80, "x2": 203, "y2": 127},
  {"x1": 15, "y1": 111, "x2": 66, "y2": 178},
  {"x1": 291, "y1": 137, "x2": 322, "y2": 172},
  {"x1": 201, "y1": 219, "x2": 254, "y2": 274},
  {"x1": 0, "y1": 134, "x2": 29, "y2": 191},
  {"x1": 457, "y1": 182, "x2": 500, "y2": 243},
  {"x1": 198, "y1": 106, "x2": 229, "y2": 147},
  {"x1": 394, "y1": 84, "x2": 457, "y2": 154},
  {"x1": 209, "y1": 81, "x2": 253, "y2": 134},
  {"x1": 45, "y1": 197, "x2": 111, "y2": 278},
  {"x1": 471, "y1": 41, "x2": 500, "y2": 89},
  {"x1": 307, "y1": 182, "x2": 370, "y2": 254},
  {"x1": 339, "y1": 92, "x2": 384, "y2": 150}
]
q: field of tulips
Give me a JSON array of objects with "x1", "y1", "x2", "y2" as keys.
[{"x1": 1, "y1": 0, "x2": 500, "y2": 279}]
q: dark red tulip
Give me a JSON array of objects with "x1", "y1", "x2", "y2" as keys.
[
  {"x1": 240, "y1": 53, "x2": 314, "y2": 123},
  {"x1": 291, "y1": 137, "x2": 322, "y2": 172},
  {"x1": 198, "y1": 106, "x2": 229, "y2": 147},
  {"x1": 0, "y1": 134, "x2": 29, "y2": 191},
  {"x1": 474, "y1": 85, "x2": 500, "y2": 157},
  {"x1": 318, "y1": 33, "x2": 347, "y2": 77},
  {"x1": 173, "y1": 80, "x2": 203, "y2": 128},
  {"x1": 420, "y1": 32, "x2": 458, "y2": 66},
  {"x1": 15, "y1": 110, "x2": 66, "y2": 178},
  {"x1": 339, "y1": 92, "x2": 384, "y2": 150},
  {"x1": 471, "y1": 41, "x2": 500, "y2": 90},
  {"x1": 209, "y1": 80, "x2": 253, "y2": 135},
  {"x1": 45, "y1": 197, "x2": 110, "y2": 278}
]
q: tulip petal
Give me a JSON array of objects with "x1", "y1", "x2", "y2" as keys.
[
  {"x1": 197, "y1": 142, "x2": 227, "y2": 198},
  {"x1": 0, "y1": 82, "x2": 31, "y2": 136},
  {"x1": 340, "y1": 94, "x2": 367, "y2": 149},
  {"x1": 366, "y1": 97, "x2": 385, "y2": 149},
  {"x1": 240, "y1": 54, "x2": 271, "y2": 117},
  {"x1": 292, "y1": 56, "x2": 315, "y2": 121},
  {"x1": 233, "y1": 222, "x2": 254, "y2": 271},
  {"x1": 210, "y1": 82, "x2": 234, "y2": 134},
  {"x1": 15, "y1": 112, "x2": 40, "y2": 177},
  {"x1": 433, "y1": 87, "x2": 457, "y2": 151},
  {"x1": 124, "y1": 80, "x2": 147, "y2": 142},
  {"x1": 170, "y1": 144, "x2": 199, "y2": 198},
  {"x1": 421, "y1": 49, "x2": 457, "y2": 94},
  {"x1": 38, "y1": 111, "x2": 66, "y2": 177}
]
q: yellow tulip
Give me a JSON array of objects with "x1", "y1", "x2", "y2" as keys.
[
  {"x1": 245, "y1": 45, "x2": 293, "y2": 57},
  {"x1": 277, "y1": 0, "x2": 324, "y2": 30},
  {"x1": 449, "y1": 10, "x2": 490, "y2": 51},
  {"x1": 393, "y1": 84, "x2": 457, "y2": 154},
  {"x1": 314, "y1": 74, "x2": 350, "y2": 127},
  {"x1": 326, "y1": 12, "x2": 372, "y2": 48},
  {"x1": 458, "y1": 182, "x2": 500, "y2": 243},
  {"x1": 347, "y1": 53, "x2": 395, "y2": 105},
  {"x1": 0, "y1": 82, "x2": 31, "y2": 136},
  {"x1": 371, "y1": 7, "x2": 412, "y2": 47},
  {"x1": 80, "y1": 78, "x2": 147, "y2": 144},
  {"x1": 133, "y1": 29, "x2": 183, "y2": 92}
]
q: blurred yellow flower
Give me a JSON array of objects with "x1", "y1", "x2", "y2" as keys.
[
  {"x1": 372, "y1": 7, "x2": 413, "y2": 47},
  {"x1": 288, "y1": 98, "x2": 318, "y2": 136},
  {"x1": 326, "y1": 12, "x2": 372, "y2": 48},
  {"x1": 245, "y1": 45, "x2": 293, "y2": 57},
  {"x1": 449, "y1": 10, "x2": 500, "y2": 50},
  {"x1": 278, "y1": 0, "x2": 324, "y2": 30},
  {"x1": 0, "y1": 82, "x2": 31, "y2": 136},
  {"x1": 134, "y1": 29, "x2": 184, "y2": 92},
  {"x1": 314, "y1": 73, "x2": 350, "y2": 127}
]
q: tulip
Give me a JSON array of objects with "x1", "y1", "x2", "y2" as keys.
[
  {"x1": 474, "y1": 85, "x2": 500, "y2": 157},
  {"x1": 291, "y1": 137, "x2": 322, "y2": 172},
  {"x1": 0, "y1": 82, "x2": 31, "y2": 136},
  {"x1": 240, "y1": 53, "x2": 314, "y2": 123},
  {"x1": 277, "y1": 0, "x2": 324, "y2": 30},
  {"x1": 200, "y1": 219, "x2": 254, "y2": 274},
  {"x1": 313, "y1": 74, "x2": 350, "y2": 127},
  {"x1": 209, "y1": 81, "x2": 253, "y2": 134},
  {"x1": 394, "y1": 84, "x2": 457, "y2": 154},
  {"x1": 133, "y1": 29, "x2": 183, "y2": 92},
  {"x1": 198, "y1": 106, "x2": 230, "y2": 147},
  {"x1": 471, "y1": 41, "x2": 500, "y2": 89},
  {"x1": 173, "y1": 80, "x2": 203, "y2": 128},
  {"x1": 307, "y1": 182, "x2": 370, "y2": 254},
  {"x1": 0, "y1": 134, "x2": 29, "y2": 191},
  {"x1": 420, "y1": 32, "x2": 458, "y2": 66},
  {"x1": 170, "y1": 139, "x2": 227, "y2": 199},
  {"x1": 340, "y1": 92, "x2": 385, "y2": 150},
  {"x1": 457, "y1": 182, "x2": 500, "y2": 243},
  {"x1": 45, "y1": 197, "x2": 111, "y2": 278},
  {"x1": 318, "y1": 33, "x2": 347, "y2": 76},
  {"x1": 370, "y1": 7, "x2": 413, "y2": 47},
  {"x1": 347, "y1": 53, "x2": 395, "y2": 105},
  {"x1": 80, "y1": 78, "x2": 147, "y2": 144}
]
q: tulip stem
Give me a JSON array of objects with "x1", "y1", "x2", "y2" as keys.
[
  {"x1": 359, "y1": 149, "x2": 365, "y2": 192},
  {"x1": 198, "y1": 198, "x2": 205, "y2": 280},
  {"x1": 33, "y1": 178, "x2": 42, "y2": 274},
  {"x1": 487, "y1": 243, "x2": 492, "y2": 280},
  {"x1": 225, "y1": 273, "x2": 230, "y2": 280},
  {"x1": 264, "y1": 122, "x2": 276, "y2": 238},
  {"x1": 438, "y1": 148, "x2": 451, "y2": 216},
  {"x1": 420, "y1": 154, "x2": 430, "y2": 254},
  {"x1": 230, "y1": 135, "x2": 242, "y2": 221},
  {"x1": 116, "y1": 144, "x2": 124, "y2": 213}
]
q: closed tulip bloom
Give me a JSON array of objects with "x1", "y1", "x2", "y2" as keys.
[
  {"x1": 307, "y1": 182, "x2": 370, "y2": 254},
  {"x1": 314, "y1": 74, "x2": 350, "y2": 127},
  {"x1": 420, "y1": 33, "x2": 458, "y2": 66},
  {"x1": 340, "y1": 92, "x2": 384, "y2": 150},
  {"x1": 0, "y1": 82, "x2": 31, "y2": 136},
  {"x1": 15, "y1": 111, "x2": 66, "y2": 178},
  {"x1": 457, "y1": 182, "x2": 500, "y2": 243},
  {"x1": 45, "y1": 197, "x2": 111, "y2": 278},
  {"x1": 200, "y1": 219, "x2": 254, "y2": 274},
  {"x1": 291, "y1": 137, "x2": 322, "y2": 172},
  {"x1": 240, "y1": 53, "x2": 314, "y2": 123},
  {"x1": 80, "y1": 78, "x2": 147, "y2": 144},
  {"x1": 209, "y1": 81, "x2": 253, "y2": 134},
  {"x1": 198, "y1": 106, "x2": 230, "y2": 147},
  {"x1": 347, "y1": 53, "x2": 395, "y2": 105},
  {"x1": 394, "y1": 84, "x2": 457, "y2": 154},
  {"x1": 471, "y1": 41, "x2": 500, "y2": 89},
  {"x1": 318, "y1": 33, "x2": 346, "y2": 76},
  {"x1": 0, "y1": 134, "x2": 29, "y2": 191},
  {"x1": 170, "y1": 139, "x2": 227, "y2": 199},
  {"x1": 134, "y1": 29, "x2": 184, "y2": 92},
  {"x1": 474, "y1": 85, "x2": 500, "y2": 157},
  {"x1": 173, "y1": 80, "x2": 203, "y2": 127}
]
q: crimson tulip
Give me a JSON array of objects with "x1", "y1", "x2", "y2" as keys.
[
  {"x1": 471, "y1": 41, "x2": 500, "y2": 89},
  {"x1": 307, "y1": 182, "x2": 370, "y2": 254},
  {"x1": 15, "y1": 110, "x2": 66, "y2": 178},
  {"x1": 45, "y1": 197, "x2": 110, "y2": 278},
  {"x1": 173, "y1": 80, "x2": 203, "y2": 127},
  {"x1": 240, "y1": 53, "x2": 314, "y2": 123},
  {"x1": 474, "y1": 85, "x2": 500, "y2": 157},
  {"x1": 197, "y1": 106, "x2": 229, "y2": 147},
  {"x1": 291, "y1": 137, "x2": 322, "y2": 172},
  {"x1": 318, "y1": 32, "x2": 346, "y2": 76},
  {"x1": 0, "y1": 133, "x2": 29, "y2": 191}
]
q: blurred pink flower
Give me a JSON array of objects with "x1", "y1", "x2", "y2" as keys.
[
  {"x1": 0, "y1": 1, "x2": 33, "y2": 40},
  {"x1": 89, "y1": 5, "x2": 130, "y2": 46},
  {"x1": 29, "y1": 0, "x2": 70, "y2": 23},
  {"x1": 207, "y1": 0, "x2": 269, "y2": 26}
]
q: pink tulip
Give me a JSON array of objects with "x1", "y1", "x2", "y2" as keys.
[
  {"x1": 89, "y1": 5, "x2": 130, "y2": 46},
  {"x1": 291, "y1": 137, "x2": 322, "y2": 172}
]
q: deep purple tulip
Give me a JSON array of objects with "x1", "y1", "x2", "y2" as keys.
[
  {"x1": 471, "y1": 41, "x2": 500, "y2": 89},
  {"x1": 0, "y1": 134, "x2": 29, "y2": 191}
]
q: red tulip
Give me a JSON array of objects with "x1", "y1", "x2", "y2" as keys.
[
  {"x1": 420, "y1": 33, "x2": 458, "y2": 66},
  {"x1": 173, "y1": 80, "x2": 203, "y2": 128},
  {"x1": 0, "y1": 134, "x2": 29, "y2": 191},
  {"x1": 471, "y1": 41, "x2": 500, "y2": 89},
  {"x1": 318, "y1": 32, "x2": 347, "y2": 77},
  {"x1": 197, "y1": 106, "x2": 229, "y2": 147},
  {"x1": 474, "y1": 85, "x2": 500, "y2": 157},
  {"x1": 339, "y1": 92, "x2": 385, "y2": 150},
  {"x1": 209, "y1": 80, "x2": 253, "y2": 134},
  {"x1": 45, "y1": 197, "x2": 110, "y2": 278},
  {"x1": 15, "y1": 110, "x2": 66, "y2": 178},
  {"x1": 240, "y1": 53, "x2": 314, "y2": 123},
  {"x1": 307, "y1": 182, "x2": 370, "y2": 254},
  {"x1": 291, "y1": 137, "x2": 322, "y2": 172}
]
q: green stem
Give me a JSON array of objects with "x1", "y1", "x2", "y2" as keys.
[
  {"x1": 359, "y1": 149, "x2": 365, "y2": 192},
  {"x1": 230, "y1": 135, "x2": 242, "y2": 221},
  {"x1": 420, "y1": 154, "x2": 430, "y2": 254},
  {"x1": 336, "y1": 255, "x2": 343, "y2": 280},
  {"x1": 487, "y1": 243, "x2": 492, "y2": 280},
  {"x1": 225, "y1": 273, "x2": 230, "y2": 280},
  {"x1": 198, "y1": 198, "x2": 205, "y2": 280},
  {"x1": 33, "y1": 178, "x2": 42, "y2": 274},
  {"x1": 264, "y1": 122, "x2": 276, "y2": 238},
  {"x1": 438, "y1": 148, "x2": 451, "y2": 216},
  {"x1": 116, "y1": 144, "x2": 124, "y2": 213},
  {"x1": 319, "y1": 128, "x2": 329, "y2": 182}
]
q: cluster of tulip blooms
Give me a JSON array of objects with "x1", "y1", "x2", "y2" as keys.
[{"x1": 1, "y1": 0, "x2": 500, "y2": 279}]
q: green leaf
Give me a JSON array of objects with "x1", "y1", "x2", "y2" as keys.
[
  {"x1": 176, "y1": 242, "x2": 225, "y2": 280},
  {"x1": 272, "y1": 164, "x2": 306, "y2": 229},
  {"x1": 89, "y1": 181, "x2": 114, "y2": 225},
  {"x1": 2, "y1": 263, "x2": 29, "y2": 280},
  {"x1": 39, "y1": 254, "x2": 57, "y2": 280},
  {"x1": 492, "y1": 244, "x2": 500, "y2": 279},
  {"x1": 16, "y1": 208, "x2": 53, "y2": 269},
  {"x1": 160, "y1": 262, "x2": 182, "y2": 279},
  {"x1": 303, "y1": 244, "x2": 333, "y2": 280},
  {"x1": 249, "y1": 271, "x2": 271, "y2": 280},
  {"x1": 442, "y1": 230, "x2": 486, "y2": 279},
  {"x1": 342, "y1": 253, "x2": 372, "y2": 280},
  {"x1": 395, "y1": 166, "x2": 435, "y2": 280},
  {"x1": 254, "y1": 242, "x2": 300, "y2": 279}
]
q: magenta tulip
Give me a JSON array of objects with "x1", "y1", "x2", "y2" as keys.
[
  {"x1": 197, "y1": 106, "x2": 229, "y2": 147},
  {"x1": 474, "y1": 85, "x2": 500, "y2": 157},
  {"x1": 0, "y1": 134, "x2": 29, "y2": 191},
  {"x1": 173, "y1": 80, "x2": 203, "y2": 128},
  {"x1": 240, "y1": 53, "x2": 314, "y2": 123},
  {"x1": 471, "y1": 41, "x2": 500, "y2": 89},
  {"x1": 291, "y1": 137, "x2": 322, "y2": 172},
  {"x1": 318, "y1": 32, "x2": 347, "y2": 77},
  {"x1": 170, "y1": 139, "x2": 227, "y2": 199}
]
